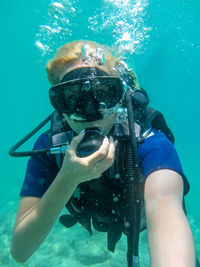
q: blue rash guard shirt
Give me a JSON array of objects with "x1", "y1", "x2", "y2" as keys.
[{"x1": 20, "y1": 129, "x2": 190, "y2": 198}]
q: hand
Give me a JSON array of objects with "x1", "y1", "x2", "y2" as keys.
[{"x1": 59, "y1": 131, "x2": 117, "y2": 185}]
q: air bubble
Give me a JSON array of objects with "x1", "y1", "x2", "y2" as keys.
[
  {"x1": 35, "y1": 0, "x2": 151, "y2": 58},
  {"x1": 113, "y1": 196, "x2": 119, "y2": 202},
  {"x1": 88, "y1": 0, "x2": 151, "y2": 55},
  {"x1": 116, "y1": 20, "x2": 124, "y2": 28},
  {"x1": 35, "y1": 41, "x2": 52, "y2": 56},
  {"x1": 124, "y1": 221, "x2": 130, "y2": 228},
  {"x1": 35, "y1": 0, "x2": 75, "y2": 57},
  {"x1": 39, "y1": 178, "x2": 46, "y2": 185},
  {"x1": 115, "y1": 173, "x2": 120, "y2": 179},
  {"x1": 122, "y1": 32, "x2": 131, "y2": 41},
  {"x1": 49, "y1": 2, "x2": 65, "y2": 10}
]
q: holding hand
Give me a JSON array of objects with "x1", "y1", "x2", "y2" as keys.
[{"x1": 59, "y1": 131, "x2": 117, "y2": 185}]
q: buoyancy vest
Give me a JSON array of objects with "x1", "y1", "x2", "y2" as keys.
[{"x1": 49, "y1": 107, "x2": 174, "y2": 252}]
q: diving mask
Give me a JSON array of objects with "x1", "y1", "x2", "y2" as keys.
[{"x1": 49, "y1": 67, "x2": 125, "y2": 122}]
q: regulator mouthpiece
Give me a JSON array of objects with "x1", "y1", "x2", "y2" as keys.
[{"x1": 76, "y1": 128, "x2": 104, "y2": 157}]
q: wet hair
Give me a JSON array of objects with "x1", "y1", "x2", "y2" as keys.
[{"x1": 46, "y1": 40, "x2": 139, "y2": 88}]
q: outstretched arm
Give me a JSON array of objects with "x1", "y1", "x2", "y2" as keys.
[{"x1": 144, "y1": 169, "x2": 195, "y2": 267}]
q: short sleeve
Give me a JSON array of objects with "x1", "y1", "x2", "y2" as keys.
[
  {"x1": 20, "y1": 133, "x2": 59, "y2": 198},
  {"x1": 138, "y1": 129, "x2": 190, "y2": 195}
]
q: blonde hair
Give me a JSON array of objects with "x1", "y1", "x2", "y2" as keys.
[{"x1": 46, "y1": 40, "x2": 139, "y2": 88}]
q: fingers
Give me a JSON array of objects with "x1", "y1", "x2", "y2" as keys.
[
  {"x1": 95, "y1": 137, "x2": 117, "y2": 173},
  {"x1": 87, "y1": 138, "x2": 117, "y2": 180},
  {"x1": 68, "y1": 130, "x2": 85, "y2": 155},
  {"x1": 67, "y1": 132, "x2": 117, "y2": 176},
  {"x1": 86, "y1": 136, "x2": 110, "y2": 164},
  {"x1": 63, "y1": 132, "x2": 118, "y2": 183},
  {"x1": 105, "y1": 137, "x2": 117, "y2": 165}
]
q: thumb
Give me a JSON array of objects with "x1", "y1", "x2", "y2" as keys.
[{"x1": 69, "y1": 129, "x2": 85, "y2": 152}]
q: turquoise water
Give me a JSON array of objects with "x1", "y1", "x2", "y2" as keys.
[{"x1": 1, "y1": 0, "x2": 200, "y2": 266}]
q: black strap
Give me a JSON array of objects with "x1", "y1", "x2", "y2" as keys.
[{"x1": 141, "y1": 107, "x2": 175, "y2": 143}]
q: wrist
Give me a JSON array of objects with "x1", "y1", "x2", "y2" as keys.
[{"x1": 57, "y1": 169, "x2": 79, "y2": 188}]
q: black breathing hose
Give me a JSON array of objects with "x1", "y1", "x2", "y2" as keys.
[
  {"x1": 124, "y1": 89, "x2": 142, "y2": 267},
  {"x1": 9, "y1": 113, "x2": 53, "y2": 157}
]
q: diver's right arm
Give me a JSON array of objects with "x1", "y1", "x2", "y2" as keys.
[{"x1": 10, "y1": 132, "x2": 116, "y2": 263}]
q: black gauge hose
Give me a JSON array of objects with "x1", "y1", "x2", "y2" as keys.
[{"x1": 124, "y1": 89, "x2": 142, "y2": 267}]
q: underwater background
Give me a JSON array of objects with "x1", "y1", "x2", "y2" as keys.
[{"x1": 1, "y1": 0, "x2": 199, "y2": 266}]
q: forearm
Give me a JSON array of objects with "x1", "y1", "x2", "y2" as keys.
[
  {"x1": 10, "y1": 172, "x2": 77, "y2": 263},
  {"x1": 146, "y1": 197, "x2": 195, "y2": 267},
  {"x1": 144, "y1": 170, "x2": 196, "y2": 267}
]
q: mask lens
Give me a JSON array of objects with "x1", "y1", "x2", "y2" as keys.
[
  {"x1": 91, "y1": 78, "x2": 122, "y2": 108},
  {"x1": 49, "y1": 76, "x2": 124, "y2": 119},
  {"x1": 63, "y1": 83, "x2": 80, "y2": 109}
]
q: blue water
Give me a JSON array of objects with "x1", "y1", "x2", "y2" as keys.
[{"x1": 1, "y1": 0, "x2": 200, "y2": 266}]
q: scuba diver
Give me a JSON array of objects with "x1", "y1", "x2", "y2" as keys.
[{"x1": 10, "y1": 40, "x2": 197, "y2": 267}]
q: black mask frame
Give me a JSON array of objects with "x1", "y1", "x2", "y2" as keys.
[{"x1": 49, "y1": 74, "x2": 125, "y2": 121}]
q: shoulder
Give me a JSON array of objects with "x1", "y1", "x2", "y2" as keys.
[
  {"x1": 33, "y1": 132, "x2": 50, "y2": 150},
  {"x1": 20, "y1": 132, "x2": 59, "y2": 198},
  {"x1": 26, "y1": 131, "x2": 57, "y2": 170},
  {"x1": 138, "y1": 128, "x2": 183, "y2": 178},
  {"x1": 138, "y1": 128, "x2": 174, "y2": 155}
]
